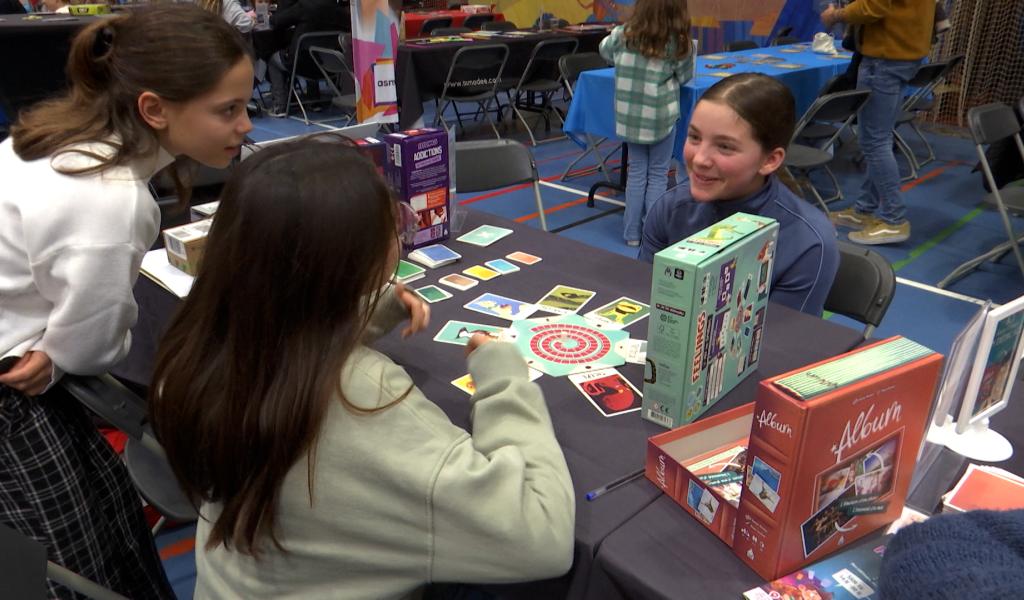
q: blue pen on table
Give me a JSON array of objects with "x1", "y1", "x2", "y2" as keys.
[{"x1": 585, "y1": 468, "x2": 646, "y2": 501}]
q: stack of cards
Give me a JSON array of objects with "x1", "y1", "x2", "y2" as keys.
[
  {"x1": 395, "y1": 260, "x2": 425, "y2": 284},
  {"x1": 413, "y1": 285, "x2": 453, "y2": 303},
  {"x1": 456, "y1": 225, "x2": 513, "y2": 247},
  {"x1": 438, "y1": 273, "x2": 478, "y2": 291},
  {"x1": 407, "y1": 244, "x2": 461, "y2": 268}
]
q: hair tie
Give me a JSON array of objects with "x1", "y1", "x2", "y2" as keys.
[{"x1": 92, "y1": 26, "x2": 115, "y2": 60}]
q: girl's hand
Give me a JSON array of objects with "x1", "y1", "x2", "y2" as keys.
[
  {"x1": 464, "y1": 332, "x2": 495, "y2": 357},
  {"x1": 0, "y1": 351, "x2": 54, "y2": 397},
  {"x1": 394, "y1": 283, "x2": 430, "y2": 338}
]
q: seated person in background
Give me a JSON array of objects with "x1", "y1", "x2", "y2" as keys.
[
  {"x1": 150, "y1": 138, "x2": 576, "y2": 599},
  {"x1": 198, "y1": 0, "x2": 256, "y2": 34},
  {"x1": 41, "y1": 0, "x2": 70, "y2": 13},
  {"x1": 266, "y1": 0, "x2": 351, "y2": 116},
  {"x1": 880, "y1": 509, "x2": 1024, "y2": 598},
  {"x1": 640, "y1": 73, "x2": 839, "y2": 316}
]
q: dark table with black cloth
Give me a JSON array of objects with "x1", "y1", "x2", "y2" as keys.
[
  {"x1": 0, "y1": 14, "x2": 96, "y2": 118},
  {"x1": 114, "y1": 209, "x2": 866, "y2": 599},
  {"x1": 396, "y1": 29, "x2": 606, "y2": 129}
]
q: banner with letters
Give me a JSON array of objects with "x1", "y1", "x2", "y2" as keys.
[{"x1": 351, "y1": 0, "x2": 400, "y2": 123}]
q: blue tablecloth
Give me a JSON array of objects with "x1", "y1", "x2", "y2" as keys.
[{"x1": 564, "y1": 44, "x2": 853, "y2": 157}]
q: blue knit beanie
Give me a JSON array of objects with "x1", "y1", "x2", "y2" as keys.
[{"x1": 880, "y1": 509, "x2": 1024, "y2": 599}]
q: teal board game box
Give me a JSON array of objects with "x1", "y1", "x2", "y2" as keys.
[{"x1": 642, "y1": 212, "x2": 779, "y2": 428}]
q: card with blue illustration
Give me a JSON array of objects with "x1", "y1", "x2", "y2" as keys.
[
  {"x1": 485, "y1": 258, "x2": 520, "y2": 274},
  {"x1": 408, "y1": 244, "x2": 461, "y2": 268},
  {"x1": 464, "y1": 292, "x2": 536, "y2": 321}
]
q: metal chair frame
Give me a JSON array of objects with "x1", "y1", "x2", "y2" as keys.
[
  {"x1": 433, "y1": 43, "x2": 510, "y2": 139},
  {"x1": 455, "y1": 139, "x2": 548, "y2": 230},
  {"x1": 893, "y1": 54, "x2": 964, "y2": 181},
  {"x1": 307, "y1": 33, "x2": 357, "y2": 127},
  {"x1": 508, "y1": 36, "x2": 579, "y2": 146},
  {"x1": 282, "y1": 30, "x2": 345, "y2": 125},
  {"x1": 558, "y1": 52, "x2": 618, "y2": 182}
]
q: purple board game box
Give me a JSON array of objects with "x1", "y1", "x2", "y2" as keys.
[{"x1": 383, "y1": 128, "x2": 450, "y2": 250}]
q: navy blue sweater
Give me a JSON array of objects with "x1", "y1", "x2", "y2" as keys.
[{"x1": 640, "y1": 176, "x2": 839, "y2": 316}]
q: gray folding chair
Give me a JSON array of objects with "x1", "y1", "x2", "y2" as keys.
[
  {"x1": 558, "y1": 52, "x2": 617, "y2": 182},
  {"x1": 893, "y1": 54, "x2": 964, "y2": 180},
  {"x1": 482, "y1": 20, "x2": 517, "y2": 32},
  {"x1": 434, "y1": 44, "x2": 509, "y2": 139},
  {"x1": 455, "y1": 139, "x2": 548, "y2": 230},
  {"x1": 419, "y1": 16, "x2": 452, "y2": 36},
  {"x1": 61, "y1": 374, "x2": 199, "y2": 535},
  {"x1": 508, "y1": 36, "x2": 579, "y2": 146},
  {"x1": 824, "y1": 241, "x2": 897, "y2": 348},
  {"x1": 462, "y1": 13, "x2": 495, "y2": 29},
  {"x1": 784, "y1": 89, "x2": 872, "y2": 211},
  {"x1": 0, "y1": 523, "x2": 128, "y2": 600},
  {"x1": 282, "y1": 30, "x2": 345, "y2": 125},
  {"x1": 726, "y1": 39, "x2": 758, "y2": 52},
  {"x1": 938, "y1": 101, "x2": 1024, "y2": 288},
  {"x1": 308, "y1": 33, "x2": 357, "y2": 126}
]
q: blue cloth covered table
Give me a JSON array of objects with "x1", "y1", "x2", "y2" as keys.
[{"x1": 564, "y1": 44, "x2": 852, "y2": 157}]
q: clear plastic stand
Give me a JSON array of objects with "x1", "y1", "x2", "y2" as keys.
[{"x1": 930, "y1": 414, "x2": 1014, "y2": 463}]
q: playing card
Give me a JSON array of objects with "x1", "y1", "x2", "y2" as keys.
[
  {"x1": 569, "y1": 368, "x2": 642, "y2": 417},
  {"x1": 408, "y1": 244, "x2": 461, "y2": 267},
  {"x1": 464, "y1": 292, "x2": 536, "y2": 321},
  {"x1": 779, "y1": 47, "x2": 802, "y2": 53},
  {"x1": 583, "y1": 296, "x2": 651, "y2": 329},
  {"x1": 394, "y1": 260, "x2": 425, "y2": 283},
  {"x1": 485, "y1": 258, "x2": 520, "y2": 274},
  {"x1": 413, "y1": 284, "x2": 453, "y2": 303},
  {"x1": 463, "y1": 265, "x2": 500, "y2": 281},
  {"x1": 703, "y1": 54, "x2": 726, "y2": 59},
  {"x1": 438, "y1": 273, "x2": 478, "y2": 291},
  {"x1": 708, "y1": 71, "x2": 734, "y2": 78},
  {"x1": 505, "y1": 251, "x2": 542, "y2": 265},
  {"x1": 456, "y1": 225, "x2": 513, "y2": 246},
  {"x1": 622, "y1": 339, "x2": 647, "y2": 365},
  {"x1": 774, "y1": 63, "x2": 804, "y2": 69},
  {"x1": 433, "y1": 320, "x2": 506, "y2": 346},
  {"x1": 536, "y1": 285, "x2": 596, "y2": 315},
  {"x1": 451, "y1": 368, "x2": 543, "y2": 395}
]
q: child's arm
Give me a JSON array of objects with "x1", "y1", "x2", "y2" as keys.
[
  {"x1": 599, "y1": 25, "x2": 624, "y2": 63},
  {"x1": 673, "y1": 49, "x2": 695, "y2": 85},
  {"x1": 361, "y1": 283, "x2": 430, "y2": 342},
  {"x1": 428, "y1": 342, "x2": 576, "y2": 583}
]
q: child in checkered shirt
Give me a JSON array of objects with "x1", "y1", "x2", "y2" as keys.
[{"x1": 599, "y1": 0, "x2": 694, "y2": 246}]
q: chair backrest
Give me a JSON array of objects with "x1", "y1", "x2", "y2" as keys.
[
  {"x1": 309, "y1": 44, "x2": 352, "y2": 77},
  {"x1": 433, "y1": 26, "x2": 471, "y2": 36},
  {"x1": 440, "y1": 43, "x2": 509, "y2": 98},
  {"x1": 482, "y1": 20, "x2": 517, "y2": 31},
  {"x1": 558, "y1": 51, "x2": 608, "y2": 96},
  {"x1": 454, "y1": 139, "x2": 537, "y2": 191},
  {"x1": 516, "y1": 36, "x2": 579, "y2": 89},
  {"x1": 771, "y1": 36, "x2": 799, "y2": 46},
  {"x1": 824, "y1": 241, "x2": 896, "y2": 340},
  {"x1": 968, "y1": 102, "x2": 1021, "y2": 146},
  {"x1": 463, "y1": 13, "x2": 495, "y2": 29},
  {"x1": 290, "y1": 31, "x2": 344, "y2": 80},
  {"x1": 792, "y1": 89, "x2": 871, "y2": 145},
  {"x1": 420, "y1": 16, "x2": 453, "y2": 36},
  {"x1": 903, "y1": 54, "x2": 965, "y2": 109},
  {"x1": 726, "y1": 39, "x2": 758, "y2": 52}
]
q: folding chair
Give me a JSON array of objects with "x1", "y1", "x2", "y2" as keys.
[
  {"x1": 795, "y1": 75, "x2": 857, "y2": 144},
  {"x1": 455, "y1": 139, "x2": 548, "y2": 230},
  {"x1": 61, "y1": 374, "x2": 199, "y2": 536},
  {"x1": 893, "y1": 54, "x2": 964, "y2": 180},
  {"x1": 508, "y1": 36, "x2": 578, "y2": 146},
  {"x1": 432, "y1": 26, "x2": 471, "y2": 36},
  {"x1": 726, "y1": 40, "x2": 758, "y2": 52},
  {"x1": 462, "y1": 13, "x2": 495, "y2": 29},
  {"x1": 434, "y1": 43, "x2": 509, "y2": 139},
  {"x1": 783, "y1": 88, "x2": 872, "y2": 211},
  {"x1": 482, "y1": 20, "x2": 517, "y2": 32},
  {"x1": 937, "y1": 101, "x2": 1024, "y2": 288},
  {"x1": 0, "y1": 522, "x2": 128, "y2": 600},
  {"x1": 771, "y1": 36, "x2": 799, "y2": 46},
  {"x1": 308, "y1": 33, "x2": 357, "y2": 126},
  {"x1": 824, "y1": 241, "x2": 897, "y2": 349},
  {"x1": 419, "y1": 16, "x2": 452, "y2": 37},
  {"x1": 282, "y1": 30, "x2": 345, "y2": 125},
  {"x1": 558, "y1": 51, "x2": 617, "y2": 182}
]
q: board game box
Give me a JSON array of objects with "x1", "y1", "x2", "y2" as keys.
[
  {"x1": 642, "y1": 212, "x2": 779, "y2": 428},
  {"x1": 646, "y1": 336, "x2": 943, "y2": 581},
  {"x1": 383, "y1": 128, "x2": 450, "y2": 250}
]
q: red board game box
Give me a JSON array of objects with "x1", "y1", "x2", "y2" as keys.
[{"x1": 647, "y1": 336, "x2": 943, "y2": 581}]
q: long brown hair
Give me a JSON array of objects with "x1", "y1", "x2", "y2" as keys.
[
  {"x1": 197, "y1": 0, "x2": 224, "y2": 17},
  {"x1": 11, "y1": 4, "x2": 249, "y2": 201},
  {"x1": 149, "y1": 138, "x2": 400, "y2": 556},
  {"x1": 624, "y1": 0, "x2": 692, "y2": 60},
  {"x1": 700, "y1": 73, "x2": 796, "y2": 152}
]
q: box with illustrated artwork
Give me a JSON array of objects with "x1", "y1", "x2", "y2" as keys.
[
  {"x1": 645, "y1": 336, "x2": 943, "y2": 582},
  {"x1": 383, "y1": 128, "x2": 450, "y2": 250},
  {"x1": 642, "y1": 212, "x2": 779, "y2": 429}
]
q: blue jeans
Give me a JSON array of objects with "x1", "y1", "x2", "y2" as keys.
[
  {"x1": 854, "y1": 56, "x2": 921, "y2": 224},
  {"x1": 625, "y1": 127, "x2": 676, "y2": 241}
]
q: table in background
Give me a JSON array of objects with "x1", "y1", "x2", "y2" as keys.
[
  {"x1": 0, "y1": 14, "x2": 95, "y2": 118},
  {"x1": 401, "y1": 9, "x2": 504, "y2": 39},
  {"x1": 116, "y1": 210, "x2": 863, "y2": 599},
  {"x1": 563, "y1": 44, "x2": 852, "y2": 158},
  {"x1": 396, "y1": 29, "x2": 606, "y2": 129}
]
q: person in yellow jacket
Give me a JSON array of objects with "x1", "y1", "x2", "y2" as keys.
[{"x1": 822, "y1": 0, "x2": 936, "y2": 245}]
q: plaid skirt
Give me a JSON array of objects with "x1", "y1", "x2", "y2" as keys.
[{"x1": 0, "y1": 384, "x2": 175, "y2": 599}]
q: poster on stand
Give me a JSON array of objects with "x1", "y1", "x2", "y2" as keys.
[{"x1": 351, "y1": 0, "x2": 400, "y2": 123}]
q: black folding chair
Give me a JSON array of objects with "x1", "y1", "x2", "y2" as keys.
[
  {"x1": 824, "y1": 241, "x2": 897, "y2": 348},
  {"x1": 726, "y1": 39, "x2": 758, "y2": 52},
  {"x1": 455, "y1": 139, "x2": 548, "y2": 230},
  {"x1": 308, "y1": 33, "x2": 357, "y2": 126},
  {"x1": 419, "y1": 16, "x2": 452, "y2": 36},
  {"x1": 508, "y1": 36, "x2": 579, "y2": 146},
  {"x1": 462, "y1": 13, "x2": 495, "y2": 29},
  {"x1": 433, "y1": 43, "x2": 509, "y2": 139},
  {"x1": 558, "y1": 52, "x2": 617, "y2": 182},
  {"x1": 282, "y1": 30, "x2": 345, "y2": 124},
  {"x1": 893, "y1": 54, "x2": 965, "y2": 180},
  {"x1": 784, "y1": 89, "x2": 872, "y2": 211},
  {"x1": 482, "y1": 20, "x2": 517, "y2": 32},
  {"x1": 938, "y1": 101, "x2": 1024, "y2": 288}
]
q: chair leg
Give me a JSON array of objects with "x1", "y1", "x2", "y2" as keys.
[
  {"x1": 560, "y1": 134, "x2": 613, "y2": 182},
  {"x1": 479, "y1": 99, "x2": 501, "y2": 139},
  {"x1": 822, "y1": 164, "x2": 843, "y2": 203},
  {"x1": 786, "y1": 167, "x2": 829, "y2": 213},
  {"x1": 292, "y1": 86, "x2": 310, "y2": 125},
  {"x1": 533, "y1": 180, "x2": 548, "y2": 231},
  {"x1": 894, "y1": 130, "x2": 919, "y2": 182},
  {"x1": 512, "y1": 100, "x2": 538, "y2": 146},
  {"x1": 937, "y1": 232, "x2": 1024, "y2": 288},
  {"x1": 908, "y1": 121, "x2": 936, "y2": 167}
]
